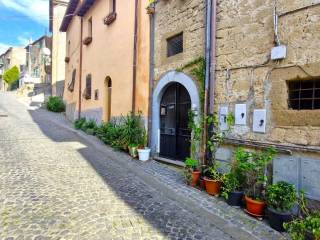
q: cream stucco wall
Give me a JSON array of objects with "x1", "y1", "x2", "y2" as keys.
[
  {"x1": 63, "y1": 0, "x2": 150, "y2": 123},
  {"x1": 51, "y1": 1, "x2": 69, "y2": 97}
]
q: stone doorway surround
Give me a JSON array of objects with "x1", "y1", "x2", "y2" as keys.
[{"x1": 151, "y1": 71, "x2": 201, "y2": 160}]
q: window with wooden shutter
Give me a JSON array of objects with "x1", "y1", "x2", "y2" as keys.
[
  {"x1": 68, "y1": 69, "x2": 76, "y2": 92},
  {"x1": 83, "y1": 74, "x2": 92, "y2": 100}
]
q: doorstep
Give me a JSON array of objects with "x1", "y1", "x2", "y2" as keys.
[
  {"x1": 153, "y1": 156, "x2": 186, "y2": 168},
  {"x1": 38, "y1": 108, "x2": 287, "y2": 240}
]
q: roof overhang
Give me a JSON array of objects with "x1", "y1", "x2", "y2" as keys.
[
  {"x1": 76, "y1": 0, "x2": 96, "y2": 17},
  {"x1": 60, "y1": 0, "x2": 80, "y2": 32}
]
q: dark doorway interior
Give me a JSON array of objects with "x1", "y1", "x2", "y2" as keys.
[{"x1": 160, "y1": 83, "x2": 191, "y2": 161}]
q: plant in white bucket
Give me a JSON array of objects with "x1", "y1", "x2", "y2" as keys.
[{"x1": 137, "y1": 129, "x2": 151, "y2": 161}]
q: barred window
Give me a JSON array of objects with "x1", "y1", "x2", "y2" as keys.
[
  {"x1": 167, "y1": 33, "x2": 183, "y2": 57},
  {"x1": 288, "y1": 79, "x2": 320, "y2": 110}
]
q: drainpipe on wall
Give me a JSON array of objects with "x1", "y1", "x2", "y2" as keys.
[
  {"x1": 147, "y1": 9, "x2": 155, "y2": 148},
  {"x1": 202, "y1": 0, "x2": 213, "y2": 165},
  {"x1": 78, "y1": 17, "x2": 83, "y2": 120},
  {"x1": 209, "y1": 0, "x2": 217, "y2": 115},
  {"x1": 132, "y1": 0, "x2": 139, "y2": 113}
]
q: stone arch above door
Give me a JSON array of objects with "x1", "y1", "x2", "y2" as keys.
[{"x1": 151, "y1": 71, "x2": 201, "y2": 155}]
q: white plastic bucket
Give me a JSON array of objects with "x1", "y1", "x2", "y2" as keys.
[{"x1": 137, "y1": 148, "x2": 151, "y2": 161}]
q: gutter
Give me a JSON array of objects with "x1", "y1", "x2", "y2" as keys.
[
  {"x1": 209, "y1": 0, "x2": 217, "y2": 114},
  {"x1": 132, "y1": 0, "x2": 139, "y2": 113},
  {"x1": 202, "y1": 0, "x2": 213, "y2": 164},
  {"x1": 78, "y1": 18, "x2": 83, "y2": 119},
  {"x1": 147, "y1": 7, "x2": 155, "y2": 147}
]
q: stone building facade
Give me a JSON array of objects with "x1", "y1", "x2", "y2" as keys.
[
  {"x1": 50, "y1": 0, "x2": 69, "y2": 97},
  {"x1": 213, "y1": 0, "x2": 320, "y2": 200},
  {"x1": 151, "y1": 0, "x2": 206, "y2": 162}
]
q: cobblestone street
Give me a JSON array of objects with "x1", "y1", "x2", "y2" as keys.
[{"x1": 0, "y1": 92, "x2": 234, "y2": 240}]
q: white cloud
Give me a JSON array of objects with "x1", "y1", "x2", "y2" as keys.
[
  {"x1": 0, "y1": 0, "x2": 49, "y2": 26},
  {"x1": 0, "y1": 43, "x2": 13, "y2": 55},
  {"x1": 17, "y1": 36, "x2": 31, "y2": 46}
]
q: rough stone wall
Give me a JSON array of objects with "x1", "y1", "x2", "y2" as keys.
[
  {"x1": 214, "y1": 0, "x2": 320, "y2": 148},
  {"x1": 154, "y1": 0, "x2": 206, "y2": 81},
  {"x1": 214, "y1": 0, "x2": 320, "y2": 200}
]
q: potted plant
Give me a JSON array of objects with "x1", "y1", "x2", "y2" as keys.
[
  {"x1": 137, "y1": 129, "x2": 151, "y2": 161},
  {"x1": 128, "y1": 143, "x2": 139, "y2": 158},
  {"x1": 184, "y1": 157, "x2": 200, "y2": 187},
  {"x1": 222, "y1": 172, "x2": 244, "y2": 206},
  {"x1": 199, "y1": 165, "x2": 207, "y2": 190},
  {"x1": 221, "y1": 149, "x2": 247, "y2": 206},
  {"x1": 266, "y1": 181, "x2": 297, "y2": 231},
  {"x1": 203, "y1": 163, "x2": 224, "y2": 196},
  {"x1": 284, "y1": 192, "x2": 320, "y2": 240},
  {"x1": 240, "y1": 147, "x2": 277, "y2": 217}
]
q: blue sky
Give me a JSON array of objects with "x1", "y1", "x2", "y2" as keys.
[{"x1": 0, "y1": 0, "x2": 49, "y2": 55}]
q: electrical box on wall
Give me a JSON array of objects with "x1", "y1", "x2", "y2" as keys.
[
  {"x1": 235, "y1": 104, "x2": 247, "y2": 125},
  {"x1": 219, "y1": 106, "x2": 228, "y2": 131},
  {"x1": 253, "y1": 109, "x2": 267, "y2": 133},
  {"x1": 271, "y1": 45, "x2": 287, "y2": 60}
]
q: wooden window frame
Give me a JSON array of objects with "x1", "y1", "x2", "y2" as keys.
[
  {"x1": 104, "y1": 0, "x2": 117, "y2": 25},
  {"x1": 83, "y1": 74, "x2": 92, "y2": 100},
  {"x1": 83, "y1": 17, "x2": 93, "y2": 45}
]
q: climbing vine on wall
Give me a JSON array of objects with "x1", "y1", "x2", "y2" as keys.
[{"x1": 176, "y1": 57, "x2": 206, "y2": 112}]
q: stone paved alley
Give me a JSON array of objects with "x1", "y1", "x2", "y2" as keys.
[{"x1": 0, "y1": 92, "x2": 284, "y2": 240}]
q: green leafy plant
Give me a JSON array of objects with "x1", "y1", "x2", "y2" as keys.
[
  {"x1": 74, "y1": 118, "x2": 86, "y2": 129},
  {"x1": 81, "y1": 120, "x2": 97, "y2": 134},
  {"x1": 188, "y1": 110, "x2": 202, "y2": 160},
  {"x1": 221, "y1": 172, "x2": 241, "y2": 200},
  {"x1": 266, "y1": 181, "x2": 297, "y2": 212},
  {"x1": 236, "y1": 147, "x2": 277, "y2": 200},
  {"x1": 204, "y1": 162, "x2": 224, "y2": 182},
  {"x1": 185, "y1": 157, "x2": 199, "y2": 171},
  {"x1": 284, "y1": 192, "x2": 320, "y2": 240},
  {"x1": 3, "y1": 66, "x2": 20, "y2": 86},
  {"x1": 122, "y1": 112, "x2": 145, "y2": 147},
  {"x1": 46, "y1": 96, "x2": 65, "y2": 113}
]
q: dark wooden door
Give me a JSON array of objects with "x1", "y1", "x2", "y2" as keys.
[{"x1": 160, "y1": 83, "x2": 191, "y2": 161}]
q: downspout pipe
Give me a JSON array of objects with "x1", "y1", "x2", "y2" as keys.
[
  {"x1": 209, "y1": 0, "x2": 217, "y2": 114},
  {"x1": 147, "y1": 8, "x2": 155, "y2": 148},
  {"x1": 202, "y1": 0, "x2": 212, "y2": 164},
  {"x1": 132, "y1": 0, "x2": 139, "y2": 113},
  {"x1": 78, "y1": 17, "x2": 83, "y2": 120}
]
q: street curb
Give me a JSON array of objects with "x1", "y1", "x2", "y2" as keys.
[{"x1": 40, "y1": 109, "x2": 286, "y2": 240}]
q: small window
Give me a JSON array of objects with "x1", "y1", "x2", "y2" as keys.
[
  {"x1": 83, "y1": 74, "x2": 92, "y2": 100},
  {"x1": 83, "y1": 18, "x2": 93, "y2": 45},
  {"x1": 104, "y1": 0, "x2": 117, "y2": 25},
  {"x1": 288, "y1": 79, "x2": 320, "y2": 110},
  {"x1": 68, "y1": 69, "x2": 76, "y2": 92},
  {"x1": 88, "y1": 17, "x2": 92, "y2": 37},
  {"x1": 167, "y1": 33, "x2": 183, "y2": 57}
]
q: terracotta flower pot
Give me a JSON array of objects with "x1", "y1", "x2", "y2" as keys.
[
  {"x1": 191, "y1": 171, "x2": 201, "y2": 187},
  {"x1": 245, "y1": 195, "x2": 266, "y2": 217},
  {"x1": 204, "y1": 177, "x2": 222, "y2": 196}
]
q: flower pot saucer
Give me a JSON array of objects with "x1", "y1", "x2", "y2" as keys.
[{"x1": 244, "y1": 209, "x2": 264, "y2": 220}]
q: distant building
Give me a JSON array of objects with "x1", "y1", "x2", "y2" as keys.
[
  {"x1": 0, "y1": 47, "x2": 26, "y2": 91},
  {"x1": 50, "y1": 0, "x2": 69, "y2": 97},
  {"x1": 24, "y1": 36, "x2": 52, "y2": 85}
]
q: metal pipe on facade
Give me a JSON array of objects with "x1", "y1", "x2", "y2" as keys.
[
  {"x1": 78, "y1": 17, "x2": 83, "y2": 120},
  {"x1": 209, "y1": 0, "x2": 217, "y2": 114},
  {"x1": 132, "y1": 0, "x2": 139, "y2": 113},
  {"x1": 202, "y1": 0, "x2": 213, "y2": 164},
  {"x1": 147, "y1": 11, "x2": 155, "y2": 147}
]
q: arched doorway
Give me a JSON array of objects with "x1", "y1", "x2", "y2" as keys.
[
  {"x1": 151, "y1": 71, "x2": 200, "y2": 163},
  {"x1": 160, "y1": 83, "x2": 191, "y2": 160}
]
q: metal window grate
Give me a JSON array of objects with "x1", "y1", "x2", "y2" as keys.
[
  {"x1": 167, "y1": 33, "x2": 183, "y2": 57},
  {"x1": 288, "y1": 79, "x2": 320, "y2": 110}
]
